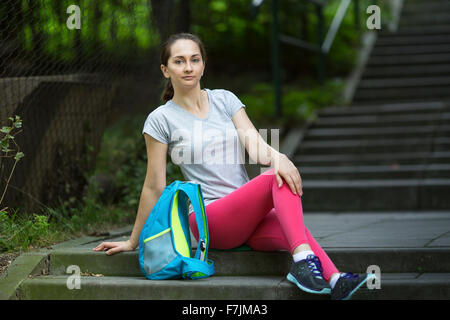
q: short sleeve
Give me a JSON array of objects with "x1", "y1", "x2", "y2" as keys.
[
  {"x1": 142, "y1": 111, "x2": 169, "y2": 144},
  {"x1": 225, "y1": 90, "x2": 246, "y2": 119}
]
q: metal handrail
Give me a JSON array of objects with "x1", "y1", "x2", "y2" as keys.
[
  {"x1": 250, "y1": 0, "x2": 374, "y2": 117},
  {"x1": 322, "y1": 0, "x2": 352, "y2": 53}
]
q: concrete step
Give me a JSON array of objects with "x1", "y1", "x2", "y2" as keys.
[
  {"x1": 378, "y1": 25, "x2": 450, "y2": 37},
  {"x1": 352, "y1": 97, "x2": 450, "y2": 106},
  {"x1": 367, "y1": 53, "x2": 450, "y2": 66},
  {"x1": 318, "y1": 101, "x2": 448, "y2": 117},
  {"x1": 371, "y1": 44, "x2": 450, "y2": 56},
  {"x1": 304, "y1": 125, "x2": 450, "y2": 140},
  {"x1": 358, "y1": 77, "x2": 450, "y2": 89},
  {"x1": 363, "y1": 64, "x2": 450, "y2": 79},
  {"x1": 19, "y1": 275, "x2": 298, "y2": 300},
  {"x1": 313, "y1": 112, "x2": 450, "y2": 129},
  {"x1": 355, "y1": 273, "x2": 450, "y2": 300},
  {"x1": 299, "y1": 164, "x2": 450, "y2": 180},
  {"x1": 402, "y1": 2, "x2": 450, "y2": 14},
  {"x1": 406, "y1": 0, "x2": 450, "y2": 4},
  {"x1": 353, "y1": 87, "x2": 450, "y2": 103},
  {"x1": 17, "y1": 273, "x2": 450, "y2": 300},
  {"x1": 400, "y1": 13, "x2": 450, "y2": 27},
  {"x1": 45, "y1": 247, "x2": 450, "y2": 278},
  {"x1": 294, "y1": 151, "x2": 450, "y2": 166},
  {"x1": 296, "y1": 137, "x2": 450, "y2": 155},
  {"x1": 300, "y1": 179, "x2": 450, "y2": 211},
  {"x1": 376, "y1": 35, "x2": 450, "y2": 46}
]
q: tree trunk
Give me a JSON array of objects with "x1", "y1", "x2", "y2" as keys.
[
  {"x1": 150, "y1": 0, "x2": 176, "y2": 42},
  {"x1": 176, "y1": 0, "x2": 191, "y2": 33}
]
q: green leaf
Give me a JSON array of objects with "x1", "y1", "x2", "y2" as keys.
[
  {"x1": 1, "y1": 127, "x2": 10, "y2": 133},
  {"x1": 209, "y1": 0, "x2": 227, "y2": 12},
  {"x1": 14, "y1": 152, "x2": 25, "y2": 160}
]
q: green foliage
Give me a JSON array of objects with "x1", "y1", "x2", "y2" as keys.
[
  {"x1": 1, "y1": 115, "x2": 23, "y2": 154},
  {"x1": 0, "y1": 210, "x2": 51, "y2": 252},
  {"x1": 241, "y1": 78, "x2": 344, "y2": 128},
  {"x1": 8, "y1": 0, "x2": 368, "y2": 79},
  {"x1": 192, "y1": 0, "x2": 363, "y2": 78},
  {"x1": 16, "y1": 0, "x2": 159, "y2": 62},
  {"x1": 94, "y1": 113, "x2": 183, "y2": 210},
  {"x1": 1, "y1": 115, "x2": 25, "y2": 209},
  {"x1": 0, "y1": 180, "x2": 137, "y2": 254}
]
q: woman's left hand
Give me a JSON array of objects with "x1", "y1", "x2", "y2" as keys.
[{"x1": 272, "y1": 153, "x2": 303, "y2": 196}]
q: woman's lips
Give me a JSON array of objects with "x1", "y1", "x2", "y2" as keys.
[{"x1": 183, "y1": 76, "x2": 194, "y2": 80}]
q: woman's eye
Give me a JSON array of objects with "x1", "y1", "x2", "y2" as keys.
[{"x1": 174, "y1": 58, "x2": 200, "y2": 64}]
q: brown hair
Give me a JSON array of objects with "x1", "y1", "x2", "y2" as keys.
[{"x1": 160, "y1": 33, "x2": 207, "y2": 104}]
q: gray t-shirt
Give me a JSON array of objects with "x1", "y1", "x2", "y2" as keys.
[{"x1": 142, "y1": 88, "x2": 250, "y2": 214}]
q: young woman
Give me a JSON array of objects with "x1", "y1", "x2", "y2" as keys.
[{"x1": 93, "y1": 33, "x2": 376, "y2": 300}]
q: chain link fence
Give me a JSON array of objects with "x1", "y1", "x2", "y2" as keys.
[{"x1": 0, "y1": 0, "x2": 167, "y2": 214}]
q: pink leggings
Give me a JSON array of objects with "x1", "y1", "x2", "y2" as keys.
[{"x1": 189, "y1": 168, "x2": 340, "y2": 281}]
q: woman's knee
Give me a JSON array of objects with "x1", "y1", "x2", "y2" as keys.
[{"x1": 260, "y1": 168, "x2": 276, "y2": 177}]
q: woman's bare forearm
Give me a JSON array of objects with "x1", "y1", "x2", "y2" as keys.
[
  {"x1": 250, "y1": 132, "x2": 282, "y2": 167},
  {"x1": 128, "y1": 186, "x2": 163, "y2": 249},
  {"x1": 237, "y1": 125, "x2": 282, "y2": 167}
]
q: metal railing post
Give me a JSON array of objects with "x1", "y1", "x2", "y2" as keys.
[
  {"x1": 271, "y1": 0, "x2": 282, "y2": 117},
  {"x1": 316, "y1": 3, "x2": 325, "y2": 85},
  {"x1": 354, "y1": 0, "x2": 360, "y2": 30}
]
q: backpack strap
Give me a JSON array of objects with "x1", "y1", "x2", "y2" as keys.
[
  {"x1": 182, "y1": 258, "x2": 215, "y2": 279},
  {"x1": 179, "y1": 183, "x2": 210, "y2": 262}
]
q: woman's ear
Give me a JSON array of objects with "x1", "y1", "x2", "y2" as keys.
[{"x1": 161, "y1": 64, "x2": 169, "y2": 78}]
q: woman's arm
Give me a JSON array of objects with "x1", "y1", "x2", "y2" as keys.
[
  {"x1": 93, "y1": 134, "x2": 168, "y2": 255},
  {"x1": 232, "y1": 108, "x2": 303, "y2": 196}
]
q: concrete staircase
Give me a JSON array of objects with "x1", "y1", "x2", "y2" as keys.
[
  {"x1": 353, "y1": 0, "x2": 450, "y2": 104},
  {"x1": 12, "y1": 213, "x2": 450, "y2": 300},
  {"x1": 299, "y1": 0, "x2": 450, "y2": 212},
  {"x1": 16, "y1": 249, "x2": 450, "y2": 300}
]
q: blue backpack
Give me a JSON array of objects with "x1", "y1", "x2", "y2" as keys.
[{"x1": 138, "y1": 180, "x2": 215, "y2": 280}]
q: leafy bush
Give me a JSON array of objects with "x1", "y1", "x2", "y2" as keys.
[
  {"x1": 192, "y1": 0, "x2": 363, "y2": 79},
  {"x1": 241, "y1": 78, "x2": 344, "y2": 129},
  {"x1": 1, "y1": 115, "x2": 25, "y2": 210},
  {"x1": 92, "y1": 113, "x2": 183, "y2": 210}
]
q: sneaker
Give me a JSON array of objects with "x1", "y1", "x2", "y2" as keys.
[
  {"x1": 331, "y1": 272, "x2": 378, "y2": 300},
  {"x1": 286, "y1": 254, "x2": 331, "y2": 295}
]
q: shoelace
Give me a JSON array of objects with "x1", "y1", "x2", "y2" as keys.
[
  {"x1": 341, "y1": 272, "x2": 359, "y2": 280},
  {"x1": 305, "y1": 254, "x2": 324, "y2": 279}
]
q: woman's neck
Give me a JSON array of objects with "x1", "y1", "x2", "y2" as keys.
[{"x1": 172, "y1": 85, "x2": 205, "y2": 112}]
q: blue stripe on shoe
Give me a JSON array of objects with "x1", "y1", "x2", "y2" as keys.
[
  {"x1": 287, "y1": 273, "x2": 332, "y2": 295},
  {"x1": 343, "y1": 274, "x2": 378, "y2": 300}
]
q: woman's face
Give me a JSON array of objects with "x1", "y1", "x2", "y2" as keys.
[{"x1": 161, "y1": 39, "x2": 205, "y2": 88}]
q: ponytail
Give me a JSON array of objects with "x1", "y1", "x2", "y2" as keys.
[{"x1": 161, "y1": 79, "x2": 174, "y2": 104}]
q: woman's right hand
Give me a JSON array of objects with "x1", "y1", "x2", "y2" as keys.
[{"x1": 92, "y1": 239, "x2": 136, "y2": 255}]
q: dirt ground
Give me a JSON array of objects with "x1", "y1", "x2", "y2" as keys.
[{"x1": 0, "y1": 252, "x2": 20, "y2": 277}]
